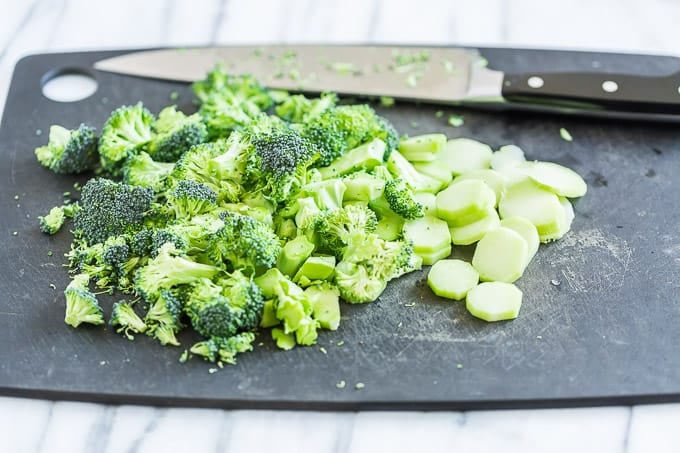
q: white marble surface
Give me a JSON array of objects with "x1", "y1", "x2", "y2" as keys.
[{"x1": 1, "y1": 0, "x2": 680, "y2": 451}]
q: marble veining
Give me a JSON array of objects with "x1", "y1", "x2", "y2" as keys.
[{"x1": 1, "y1": 0, "x2": 680, "y2": 451}]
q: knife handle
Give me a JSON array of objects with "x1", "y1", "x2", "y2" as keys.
[{"x1": 501, "y1": 71, "x2": 680, "y2": 115}]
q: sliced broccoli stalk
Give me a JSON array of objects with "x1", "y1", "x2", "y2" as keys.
[
  {"x1": 34, "y1": 124, "x2": 98, "y2": 174},
  {"x1": 386, "y1": 150, "x2": 442, "y2": 194},
  {"x1": 39, "y1": 206, "x2": 66, "y2": 235},
  {"x1": 110, "y1": 301, "x2": 147, "y2": 340},
  {"x1": 302, "y1": 179, "x2": 347, "y2": 211},
  {"x1": 148, "y1": 106, "x2": 209, "y2": 162},
  {"x1": 122, "y1": 152, "x2": 174, "y2": 192},
  {"x1": 73, "y1": 178, "x2": 154, "y2": 245},
  {"x1": 254, "y1": 268, "x2": 286, "y2": 299},
  {"x1": 318, "y1": 138, "x2": 386, "y2": 180},
  {"x1": 98, "y1": 103, "x2": 154, "y2": 176},
  {"x1": 167, "y1": 179, "x2": 218, "y2": 219},
  {"x1": 293, "y1": 255, "x2": 336, "y2": 286},
  {"x1": 190, "y1": 332, "x2": 256, "y2": 364},
  {"x1": 383, "y1": 178, "x2": 424, "y2": 220},
  {"x1": 277, "y1": 235, "x2": 315, "y2": 277},
  {"x1": 294, "y1": 197, "x2": 321, "y2": 231},
  {"x1": 342, "y1": 171, "x2": 386, "y2": 202},
  {"x1": 305, "y1": 282, "x2": 341, "y2": 330},
  {"x1": 63, "y1": 274, "x2": 104, "y2": 327},
  {"x1": 260, "y1": 299, "x2": 280, "y2": 328},
  {"x1": 276, "y1": 218, "x2": 298, "y2": 241}
]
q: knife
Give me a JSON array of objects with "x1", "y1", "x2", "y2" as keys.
[{"x1": 93, "y1": 45, "x2": 680, "y2": 120}]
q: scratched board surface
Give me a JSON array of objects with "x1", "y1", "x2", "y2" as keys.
[{"x1": 0, "y1": 49, "x2": 679, "y2": 410}]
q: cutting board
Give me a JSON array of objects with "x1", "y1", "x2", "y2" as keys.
[{"x1": 1, "y1": 48, "x2": 679, "y2": 410}]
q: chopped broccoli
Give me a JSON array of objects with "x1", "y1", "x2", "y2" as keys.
[
  {"x1": 184, "y1": 271, "x2": 264, "y2": 338},
  {"x1": 98, "y1": 103, "x2": 154, "y2": 176},
  {"x1": 275, "y1": 92, "x2": 337, "y2": 123},
  {"x1": 110, "y1": 301, "x2": 147, "y2": 340},
  {"x1": 73, "y1": 178, "x2": 154, "y2": 245},
  {"x1": 34, "y1": 124, "x2": 98, "y2": 174},
  {"x1": 39, "y1": 206, "x2": 66, "y2": 234},
  {"x1": 315, "y1": 204, "x2": 378, "y2": 256},
  {"x1": 63, "y1": 274, "x2": 104, "y2": 327},
  {"x1": 122, "y1": 151, "x2": 174, "y2": 191},
  {"x1": 189, "y1": 331, "x2": 256, "y2": 364},
  {"x1": 148, "y1": 106, "x2": 209, "y2": 162},
  {"x1": 383, "y1": 178, "x2": 424, "y2": 220},
  {"x1": 145, "y1": 288, "x2": 185, "y2": 346},
  {"x1": 167, "y1": 179, "x2": 217, "y2": 219}
]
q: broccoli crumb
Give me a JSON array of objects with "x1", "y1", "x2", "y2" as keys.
[
  {"x1": 435, "y1": 111, "x2": 444, "y2": 118},
  {"x1": 12, "y1": 231, "x2": 17, "y2": 236},
  {"x1": 13, "y1": 195, "x2": 19, "y2": 200},
  {"x1": 36, "y1": 129, "x2": 42, "y2": 136},
  {"x1": 379, "y1": 96, "x2": 395, "y2": 108},
  {"x1": 536, "y1": 335, "x2": 543, "y2": 340},
  {"x1": 169, "y1": 91, "x2": 179, "y2": 101},
  {"x1": 47, "y1": 251, "x2": 53, "y2": 256},
  {"x1": 559, "y1": 127, "x2": 573, "y2": 142},
  {"x1": 179, "y1": 350, "x2": 189, "y2": 363},
  {"x1": 49, "y1": 283, "x2": 56, "y2": 290},
  {"x1": 404, "y1": 302, "x2": 416, "y2": 307},
  {"x1": 208, "y1": 368, "x2": 218, "y2": 374},
  {"x1": 355, "y1": 382, "x2": 365, "y2": 390},
  {"x1": 336, "y1": 340, "x2": 344, "y2": 347},
  {"x1": 336, "y1": 380, "x2": 346, "y2": 389},
  {"x1": 319, "y1": 346, "x2": 327, "y2": 354},
  {"x1": 448, "y1": 115, "x2": 464, "y2": 127},
  {"x1": 456, "y1": 363, "x2": 463, "y2": 369}
]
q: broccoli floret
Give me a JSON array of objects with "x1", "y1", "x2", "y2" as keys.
[
  {"x1": 383, "y1": 178, "x2": 424, "y2": 220},
  {"x1": 302, "y1": 105, "x2": 398, "y2": 166},
  {"x1": 162, "y1": 212, "x2": 224, "y2": 253},
  {"x1": 189, "y1": 331, "x2": 256, "y2": 364},
  {"x1": 101, "y1": 235, "x2": 141, "y2": 290},
  {"x1": 34, "y1": 124, "x2": 98, "y2": 174},
  {"x1": 98, "y1": 103, "x2": 154, "y2": 176},
  {"x1": 184, "y1": 271, "x2": 264, "y2": 338},
  {"x1": 63, "y1": 274, "x2": 104, "y2": 327},
  {"x1": 39, "y1": 206, "x2": 66, "y2": 234},
  {"x1": 110, "y1": 301, "x2": 147, "y2": 340},
  {"x1": 148, "y1": 106, "x2": 209, "y2": 162},
  {"x1": 171, "y1": 140, "x2": 242, "y2": 203},
  {"x1": 386, "y1": 149, "x2": 442, "y2": 194},
  {"x1": 315, "y1": 204, "x2": 378, "y2": 256},
  {"x1": 135, "y1": 243, "x2": 221, "y2": 301},
  {"x1": 122, "y1": 152, "x2": 174, "y2": 192},
  {"x1": 207, "y1": 211, "x2": 281, "y2": 274},
  {"x1": 275, "y1": 92, "x2": 337, "y2": 123},
  {"x1": 145, "y1": 288, "x2": 185, "y2": 346},
  {"x1": 333, "y1": 261, "x2": 386, "y2": 304},
  {"x1": 73, "y1": 178, "x2": 154, "y2": 245},
  {"x1": 193, "y1": 69, "x2": 272, "y2": 138},
  {"x1": 167, "y1": 179, "x2": 217, "y2": 219},
  {"x1": 245, "y1": 126, "x2": 316, "y2": 203}
]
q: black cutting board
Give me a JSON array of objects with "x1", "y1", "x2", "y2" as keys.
[{"x1": 1, "y1": 48, "x2": 679, "y2": 410}]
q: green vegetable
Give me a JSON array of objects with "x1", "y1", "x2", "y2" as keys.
[
  {"x1": 305, "y1": 283, "x2": 341, "y2": 330},
  {"x1": 39, "y1": 206, "x2": 66, "y2": 235},
  {"x1": 448, "y1": 208, "x2": 500, "y2": 245},
  {"x1": 472, "y1": 227, "x2": 528, "y2": 283},
  {"x1": 403, "y1": 216, "x2": 451, "y2": 265},
  {"x1": 559, "y1": 127, "x2": 573, "y2": 142},
  {"x1": 499, "y1": 216, "x2": 540, "y2": 265},
  {"x1": 517, "y1": 161, "x2": 587, "y2": 198},
  {"x1": 34, "y1": 124, "x2": 98, "y2": 174},
  {"x1": 98, "y1": 103, "x2": 154, "y2": 176},
  {"x1": 277, "y1": 235, "x2": 315, "y2": 277},
  {"x1": 466, "y1": 282, "x2": 523, "y2": 322},
  {"x1": 450, "y1": 169, "x2": 506, "y2": 207},
  {"x1": 272, "y1": 327, "x2": 296, "y2": 350},
  {"x1": 398, "y1": 133, "x2": 447, "y2": 162},
  {"x1": 64, "y1": 274, "x2": 104, "y2": 328},
  {"x1": 427, "y1": 259, "x2": 479, "y2": 301},
  {"x1": 435, "y1": 179, "x2": 496, "y2": 226},
  {"x1": 490, "y1": 145, "x2": 525, "y2": 171},
  {"x1": 438, "y1": 138, "x2": 492, "y2": 175}
]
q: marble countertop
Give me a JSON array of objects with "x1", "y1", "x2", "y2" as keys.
[{"x1": 2, "y1": 1, "x2": 680, "y2": 451}]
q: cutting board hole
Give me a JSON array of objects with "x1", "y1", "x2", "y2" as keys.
[{"x1": 41, "y1": 69, "x2": 97, "y2": 102}]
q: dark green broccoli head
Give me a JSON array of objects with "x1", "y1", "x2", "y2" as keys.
[
  {"x1": 383, "y1": 178, "x2": 424, "y2": 220},
  {"x1": 39, "y1": 206, "x2": 66, "y2": 235},
  {"x1": 167, "y1": 179, "x2": 218, "y2": 219},
  {"x1": 122, "y1": 151, "x2": 174, "y2": 192},
  {"x1": 207, "y1": 212, "x2": 281, "y2": 274},
  {"x1": 102, "y1": 236, "x2": 131, "y2": 274},
  {"x1": 185, "y1": 271, "x2": 264, "y2": 338},
  {"x1": 148, "y1": 106, "x2": 209, "y2": 162},
  {"x1": 99, "y1": 103, "x2": 154, "y2": 176},
  {"x1": 144, "y1": 287, "x2": 187, "y2": 345},
  {"x1": 73, "y1": 178, "x2": 154, "y2": 245},
  {"x1": 63, "y1": 274, "x2": 105, "y2": 327},
  {"x1": 34, "y1": 124, "x2": 98, "y2": 174}
]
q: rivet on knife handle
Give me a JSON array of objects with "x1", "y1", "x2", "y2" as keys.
[{"x1": 501, "y1": 71, "x2": 680, "y2": 115}]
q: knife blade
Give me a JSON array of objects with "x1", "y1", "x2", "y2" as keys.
[{"x1": 93, "y1": 45, "x2": 680, "y2": 120}]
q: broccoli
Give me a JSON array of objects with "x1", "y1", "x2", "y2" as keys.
[
  {"x1": 189, "y1": 331, "x2": 256, "y2": 364},
  {"x1": 98, "y1": 103, "x2": 154, "y2": 176},
  {"x1": 386, "y1": 149, "x2": 442, "y2": 194},
  {"x1": 302, "y1": 105, "x2": 399, "y2": 166},
  {"x1": 184, "y1": 271, "x2": 264, "y2": 338},
  {"x1": 63, "y1": 274, "x2": 104, "y2": 327},
  {"x1": 148, "y1": 106, "x2": 209, "y2": 162},
  {"x1": 122, "y1": 151, "x2": 174, "y2": 191},
  {"x1": 244, "y1": 126, "x2": 316, "y2": 203},
  {"x1": 167, "y1": 179, "x2": 217, "y2": 219},
  {"x1": 275, "y1": 92, "x2": 337, "y2": 123},
  {"x1": 315, "y1": 204, "x2": 378, "y2": 256},
  {"x1": 207, "y1": 211, "x2": 281, "y2": 274},
  {"x1": 302, "y1": 179, "x2": 346, "y2": 211},
  {"x1": 383, "y1": 178, "x2": 424, "y2": 220},
  {"x1": 34, "y1": 124, "x2": 98, "y2": 174},
  {"x1": 110, "y1": 301, "x2": 147, "y2": 340},
  {"x1": 161, "y1": 212, "x2": 224, "y2": 253},
  {"x1": 333, "y1": 261, "x2": 386, "y2": 304},
  {"x1": 135, "y1": 243, "x2": 221, "y2": 302},
  {"x1": 39, "y1": 206, "x2": 66, "y2": 234},
  {"x1": 73, "y1": 178, "x2": 154, "y2": 245},
  {"x1": 193, "y1": 69, "x2": 272, "y2": 138},
  {"x1": 102, "y1": 235, "x2": 141, "y2": 291},
  {"x1": 145, "y1": 288, "x2": 185, "y2": 346}
]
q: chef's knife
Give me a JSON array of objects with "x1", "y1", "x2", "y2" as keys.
[{"x1": 94, "y1": 45, "x2": 680, "y2": 120}]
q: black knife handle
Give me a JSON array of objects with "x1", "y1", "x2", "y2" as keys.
[{"x1": 501, "y1": 71, "x2": 680, "y2": 115}]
